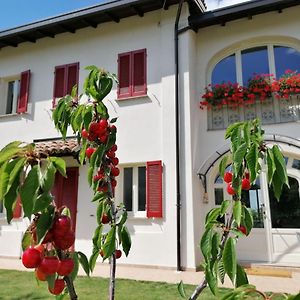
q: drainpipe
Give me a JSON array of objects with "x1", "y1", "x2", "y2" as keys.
[{"x1": 174, "y1": 0, "x2": 185, "y2": 272}]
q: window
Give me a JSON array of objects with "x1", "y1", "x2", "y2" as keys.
[
  {"x1": 117, "y1": 49, "x2": 147, "y2": 99},
  {"x1": 117, "y1": 161, "x2": 162, "y2": 218},
  {"x1": 208, "y1": 44, "x2": 300, "y2": 130},
  {"x1": 53, "y1": 62, "x2": 79, "y2": 106},
  {"x1": 0, "y1": 70, "x2": 30, "y2": 115},
  {"x1": 214, "y1": 166, "x2": 264, "y2": 228}
]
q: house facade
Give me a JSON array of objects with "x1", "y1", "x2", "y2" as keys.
[{"x1": 0, "y1": 0, "x2": 300, "y2": 270}]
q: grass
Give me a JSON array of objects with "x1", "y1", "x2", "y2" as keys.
[{"x1": 0, "y1": 269, "x2": 230, "y2": 300}]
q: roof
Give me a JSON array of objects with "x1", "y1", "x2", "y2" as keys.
[
  {"x1": 0, "y1": 0, "x2": 205, "y2": 50},
  {"x1": 34, "y1": 138, "x2": 79, "y2": 157},
  {"x1": 189, "y1": 0, "x2": 300, "y2": 30}
]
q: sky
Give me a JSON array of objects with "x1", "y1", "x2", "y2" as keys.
[{"x1": 0, "y1": 0, "x2": 250, "y2": 31}]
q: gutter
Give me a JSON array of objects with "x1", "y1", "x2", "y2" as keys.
[{"x1": 174, "y1": 0, "x2": 185, "y2": 272}]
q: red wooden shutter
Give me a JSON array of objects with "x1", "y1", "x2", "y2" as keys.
[
  {"x1": 146, "y1": 160, "x2": 163, "y2": 218},
  {"x1": 53, "y1": 65, "x2": 66, "y2": 106},
  {"x1": 66, "y1": 63, "x2": 79, "y2": 96},
  {"x1": 118, "y1": 53, "x2": 131, "y2": 98},
  {"x1": 17, "y1": 70, "x2": 30, "y2": 113},
  {"x1": 132, "y1": 49, "x2": 147, "y2": 96},
  {"x1": 13, "y1": 197, "x2": 22, "y2": 219}
]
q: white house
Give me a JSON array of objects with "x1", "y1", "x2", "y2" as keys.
[{"x1": 0, "y1": 0, "x2": 300, "y2": 271}]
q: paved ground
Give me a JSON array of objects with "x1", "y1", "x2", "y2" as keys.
[{"x1": 0, "y1": 257, "x2": 300, "y2": 295}]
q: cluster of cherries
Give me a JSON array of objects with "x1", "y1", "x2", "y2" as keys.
[
  {"x1": 223, "y1": 171, "x2": 251, "y2": 195},
  {"x1": 99, "y1": 213, "x2": 122, "y2": 259},
  {"x1": 83, "y1": 119, "x2": 120, "y2": 193},
  {"x1": 21, "y1": 214, "x2": 75, "y2": 295}
]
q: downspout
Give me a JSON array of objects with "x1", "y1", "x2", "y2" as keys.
[{"x1": 174, "y1": 0, "x2": 185, "y2": 272}]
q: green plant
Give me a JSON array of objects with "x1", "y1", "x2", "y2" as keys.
[{"x1": 178, "y1": 119, "x2": 300, "y2": 300}]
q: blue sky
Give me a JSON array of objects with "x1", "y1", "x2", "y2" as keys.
[
  {"x1": 0, "y1": 0, "x2": 106, "y2": 31},
  {"x1": 0, "y1": 0, "x2": 249, "y2": 32}
]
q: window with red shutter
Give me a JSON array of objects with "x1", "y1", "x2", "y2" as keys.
[
  {"x1": 117, "y1": 49, "x2": 147, "y2": 99},
  {"x1": 146, "y1": 160, "x2": 163, "y2": 218},
  {"x1": 53, "y1": 62, "x2": 79, "y2": 106},
  {"x1": 66, "y1": 63, "x2": 79, "y2": 96},
  {"x1": 118, "y1": 53, "x2": 131, "y2": 98},
  {"x1": 132, "y1": 49, "x2": 147, "y2": 96},
  {"x1": 17, "y1": 70, "x2": 31, "y2": 114}
]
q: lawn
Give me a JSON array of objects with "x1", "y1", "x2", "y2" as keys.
[{"x1": 0, "y1": 269, "x2": 229, "y2": 300}]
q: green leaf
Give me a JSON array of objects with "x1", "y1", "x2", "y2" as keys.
[
  {"x1": 266, "y1": 148, "x2": 276, "y2": 184},
  {"x1": 83, "y1": 106, "x2": 93, "y2": 130},
  {"x1": 205, "y1": 207, "x2": 221, "y2": 225},
  {"x1": 233, "y1": 143, "x2": 247, "y2": 175},
  {"x1": 121, "y1": 226, "x2": 131, "y2": 256},
  {"x1": 102, "y1": 225, "x2": 116, "y2": 259},
  {"x1": 110, "y1": 117, "x2": 118, "y2": 124},
  {"x1": 36, "y1": 205, "x2": 55, "y2": 244},
  {"x1": 233, "y1": 200, "x2": 242, "y2": 226},
  {"x1": 0, "y1": 141, "x2": 24, "y2": 166},
  {"x1": 4, "y1": 176, "x2": 20, "y2": 223},
  {"x1": 92, "y1": 192, "x2": 106, "y2": 203},
  {"x1": 225, "y1": 122, "x2": 244, "y2": 140},
  {"x1": 218, "y1": 260, "x2": 225, "y2": 284},
  {"x1": 243, "y1": 207, "x2": 253, "y2": 236},
  {"x1": 87, "y1": 166, "x2": 94, "y2": 187},
  {"x1": 20, "y1": 166, "x2": 40, "y2": 218},
  {"x1": 96, "y1": 202, "x2": 104, "y2": 225},
  {"x1": 117, "y1": 210, "x2": 128, "y2": 227},
  {"x1": 33, "y1": 192, "x2": 53, "y2": 213},
  {"x1": 246, "y1": 143, "x2": 259, "y2": 183},
  {"x1": 77, "y1": 251, "x2": 90, "y2": 277},
  {"x1": 205, "y1": 265, "x2": 218, "y2": 295},
  {"x1": 42, "y1": 162, "x2": 56, "y2": 193},
  {"x1": 177, "y1": 281, "x2": 187, "y2": 299},
  {"x1": 8, "y1": 157, "x2": 26, "y2": 190},
  {"x1": 21, "y1": 231, "x2": 31, "y2": 251},
  {"x1": 70, "y1": 252, "x2": 79, "y2": 281},
  {"x1": 272, "y1": 145, "x2": 289, "y2": 187},
  {"x1": 220, "y1": 200, "x2": 230, "y2": 216},
  {"x1": 97, "y1": 77, "x2": 113, "y2": 101},
  {"x1": 235, "y1": 264, "x2": 248, "y2": 287},
  {"x1": 92, "y1": 225, "x2": 103, "y2": 248},
  {"x1": 200, "y1": 228, "x2": 213, "y2": 262},
  {"x1": 49, "y1": 157, "x2": 67, "y2": 177},
  {"x1": 211, "y1": 232, "x2": 221, "y2": 262},
  {"x1": 89, "y1": 247, "x2": 100, "y2": 273},
  {"x1": 219, "y1": 156, "x2": 228, "y2": 178},
  {"x1": 271, "y1": 170, "x2": 284, "y2": 201},
  {"x1": 243, "y1": 122, "x2": 250, "y2": 147},
  {"x1": 79, "y1": 139, "x2": 88, "y2": 165},
  {"x1": 223, "y1": 237, "x2": 237, "y2": 283}
]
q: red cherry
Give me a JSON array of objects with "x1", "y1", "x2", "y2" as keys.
[
  {"x1": 38, "y1": 256, "x2": 59, "y2": 275},
  {"x1": 115, "y1": 249, "x2": 122, "y2": 259},
  {"x1": 111, "y1": 167, "x2": 120, "y2": 177},
  {"x1": 110, "y1": 144, "x2": 118, "y2": 152},
  {"x1": 53, "y1": 215, "x2": 72, "y2": 236},
  {"x1": 87, "y1": 132, "x2": 97, "y2": 141},
  {"x1": 238, "y1": 225, "x2": 247, "y2": 235},
  {"x1": 107, "y1": 150, "x2": 116, "y2": 158},
  {"x1": 89, "y1": 122, "x2": 99, "y2": 134},
  {"x1": 226, "y1": 183, "x2": 236, "y2": 195},
  {"x1": 86, "y1": 147, "x2": 96, "y2": 158},
  {"x1": 110, "y1": 125, "x2": 117, "y2": 132},
  {"x1": 242, "y1": 178, "x2": 251, "y2": 190},
  {"x1": 22, "y1": 247, "x2": 42, "y2": 268},
  {"x1": 111, "y1": 178, "x2": 117, "y2": 188},
  {"x1": 35, "y1": 268, "x2": 47, "y2": 281},
  {"x1": 49, "y1": 279, "x2": 65, "y2": 295},
  {"x1": 111, "y1": 157, "x2": 119, "y2": 166},
  {"x1": 223, "y1": 172, "x2": 233, "y2": 183},
  {"x1": 101, "y1": 214, "x2": 110, "y2": 224},
  {"x1": 57, "y1": 258, "x2": 74, "y2": 276},
  {"x1": 81, "y1": 129, "x2": 89, "y2": 139},
  {"x1": 54, "y1": 231, "x2": 75, "y2": 250},
  {"x1": 98, "y1": 185, "x2": 108, "y2": 193},
  {"x1": 99, "y1": 119, "x2": 108, "y2": 129},
  {"x1": 99, "y1": 133, "x2": 108, "y2": 143}
]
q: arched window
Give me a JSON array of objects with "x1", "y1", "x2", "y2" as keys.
[{"x1": 208, "y1": 44, "x2": 300, "y2": 130}]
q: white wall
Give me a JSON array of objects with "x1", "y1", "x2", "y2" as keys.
[{"x1": 0, "y1": 7, "x2": 180, "y2": 268}]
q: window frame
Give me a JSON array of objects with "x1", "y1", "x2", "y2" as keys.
[
  {"x1": 117, "y1": 48, "x2": 147, "y2": 100},
  {"x1": 118, "y1": 164, "x2": 147, "y2": 218}
]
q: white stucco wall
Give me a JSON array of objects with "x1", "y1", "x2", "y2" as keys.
[
  {"x1": 187, "y1": 5, "x2": 300, "y2": 264},
  {"x1": 0, "y1": 7, "x2": 180, "y2": 268}
]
